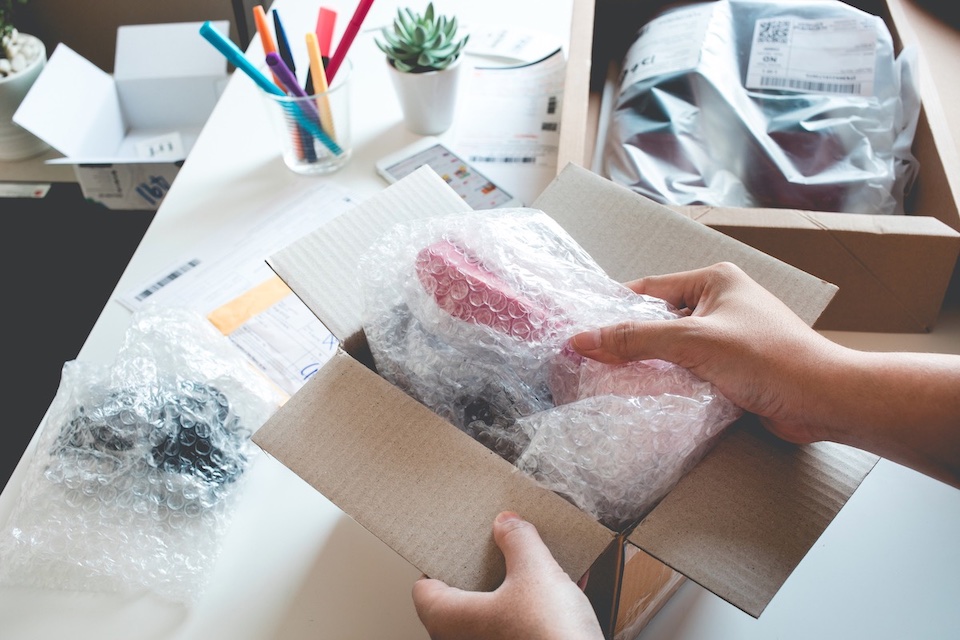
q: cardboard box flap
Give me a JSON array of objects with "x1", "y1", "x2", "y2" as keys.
[
  {"x1": 534, "y1": 164, "x2": 839, "y2": 326},
  {"x1": 14, "y1": 44, "x2": 125, "y2": 159},
  {"x1": 267, "y1": 167, "x2": 471, "y2": 343},
  {"x1": 253, "y1": 349, "x2": 613, "y2": 591},
  {"x1": 690, "y1": 207, "x2": 960, "y2": 331},
  {"x1": 683, "y1": 204, "x2": 960, "y2": 235},
  {"x1": 628, "y1": 416, "x2": 878, "y2": 617}
]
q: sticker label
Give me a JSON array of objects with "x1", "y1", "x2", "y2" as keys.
[
  {"x1": 745, "y1": 17, "x2": 877, "y2": 96},
  {"x1": 135, "y1": 132, "x2": 185, "y2": 160}
]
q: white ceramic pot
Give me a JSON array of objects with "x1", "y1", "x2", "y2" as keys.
[
  {"x1": 0, "y1": 33, "x2": 49, "y2": 161},
  {"x1": 386, "y1": 57, "x2": 462, "y2": 136}
]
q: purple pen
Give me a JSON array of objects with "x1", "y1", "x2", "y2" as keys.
[
  {"x1": 267, "y1": 52, "x2": 310, "y2": 99},
  {"x1": 266, "y1": 52, "x2": 341, "y2": 154}
]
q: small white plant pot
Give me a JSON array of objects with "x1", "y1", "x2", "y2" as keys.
[
  {"x1": 0, "y1": 33, "x2": 50, "y2": 161},
  {"x1": 386, "y1": 57, "x2": 462, "y2": 136}
]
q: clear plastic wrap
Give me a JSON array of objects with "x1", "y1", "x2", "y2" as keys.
[
  {"x1": 602, "y1": 0, "x2": 921, "y2": 215},
  {"x1": 359, "y1": 209, "x2": 742, "y2": 529},
  {"x1": 0, "y1": 306, "x2": 285, "y2": 603}
]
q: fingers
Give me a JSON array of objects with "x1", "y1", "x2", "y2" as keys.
[
  {"x1": 571, "y1": 319, "x2": 686, "y2": 365},
  {"x1": 627, "y1": 262, "x2": 749, "y2": 312},
  {"x1": 625, "y1": 268, "x2": 709, "y2": 311},
  {"x1": 572, "y1": 263, "x2": 755, "y2": 365}
]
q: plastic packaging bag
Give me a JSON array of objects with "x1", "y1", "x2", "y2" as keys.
[
  {"x1": 602, "y1": 0, "x2": 921, "y2": 215},
  {"x1": 359, "y1": 209, "x2": 742, "y2": 529},
  {"x1": 0, "y1": 306, "x2": 285, "y2": 603}
]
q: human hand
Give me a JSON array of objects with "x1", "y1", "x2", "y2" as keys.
[
  {"x1": 569, "y1": 262, "x2": 846, "y2": 445},
  {"x1": 412, "y1": 511, "x2": 604, "y2": 640}
]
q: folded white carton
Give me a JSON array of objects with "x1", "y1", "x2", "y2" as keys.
[
  {"x1": 13, "y1": 21, "x2": 228, "y2": 210},
  {"x1": 255, "y1": 164, "x2": 877, "y2": 638}
]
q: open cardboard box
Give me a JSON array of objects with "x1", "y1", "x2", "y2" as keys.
[
  {"x1": 558, "y1": 0, "x2": 960, "y2": 333},
  {"x1": 12, "y1": 21, "x2": 228, "y2": 210},
  {"x1": 253, "y1": 164, "x2": 879, "y2": 638}
]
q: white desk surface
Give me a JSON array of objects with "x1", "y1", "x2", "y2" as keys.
[{"x1": 1, "y1": 1, "x2": 958, "y2": 639}]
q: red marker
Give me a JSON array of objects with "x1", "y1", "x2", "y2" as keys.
[{"x1": 326, "y1": 0, "x2": 375, "y2": 82}]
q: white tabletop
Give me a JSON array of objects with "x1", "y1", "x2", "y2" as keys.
[{"x1": 1, "y1": 1, "x2": 958, "y2": 639}]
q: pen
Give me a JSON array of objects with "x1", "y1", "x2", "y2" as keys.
[
  {"x1": 266, "y1": 52, "x2": 342, "y2": 156},
  {"x1": 199, "y1": 23, "x2": 341, "y2": 156},
  {"x1": 306, "y1": 31, "x2": 337, "y2": 141},
  {"x1": 316, "y1": 7, "x2": 338, "y2": 67},
  {"x1": 272, "y1": 9, "x2": 296, "y2": 75},
  {"x1": 200, "y1": 21, "x2": 282, "y2": 96},
  {"x1": 271, "y1": 8, "x2": 314, "y2": 162},
  {"x1": 253, "y1": 5, "x2": 277, "y2": 56},
  {"x1": 306, "y1": 6, "x2": 337, "y2": 94},
  {"x1": 252, "y1": 4, "x2": 282, "y2": 89},
  {"x1": 326, "y1": 0, "x2": 375, "y2": 82}
]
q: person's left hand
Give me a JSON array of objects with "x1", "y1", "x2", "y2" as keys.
[{"x1": 412, "y1": 511, "x2": 604, "y2": 640}]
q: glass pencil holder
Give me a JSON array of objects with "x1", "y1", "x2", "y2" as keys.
[{"x1": 261, "y1": 60, "x2": 352, "y2": 175}]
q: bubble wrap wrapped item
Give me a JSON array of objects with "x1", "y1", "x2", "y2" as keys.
[
  {"x1": 359, "y1": 209, "x2": 742, "y2": 529},
  {"x1": 0, "y1": 306, "x2": 285, "y2": 603},
  {"x1": 602, "y1": 0, "x2": 921, "y2": 215}
]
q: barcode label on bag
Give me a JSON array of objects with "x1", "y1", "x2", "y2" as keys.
[{"x1": 745, "y1": 17, "x2": 877, "y2": 97}]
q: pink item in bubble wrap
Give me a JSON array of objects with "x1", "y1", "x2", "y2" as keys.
[
  {"x1": 414, "y1": 238, "x2": 700, "y2": 406},
  {"x1": 415, "y1": 239, "x2": 554, "y2": 342}
]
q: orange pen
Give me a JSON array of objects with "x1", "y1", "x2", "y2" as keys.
[{"x1": 252, "y1": 5, "x2": 283, "y2": 89}]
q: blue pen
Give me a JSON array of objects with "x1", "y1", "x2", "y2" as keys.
[
  {"x1": 272, "y1": 9, "x2": 296, "y2": 75},
  {"x1": 199, "y1": 21, "x2": 283, "y2": 96},
  {"x1": 199, "y1": 22, "x2": 341, "y2": 156}
]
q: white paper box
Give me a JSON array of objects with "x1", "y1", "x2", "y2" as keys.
[{"x1": 13, "y1": 21, "x2": 229, "y2": 210}]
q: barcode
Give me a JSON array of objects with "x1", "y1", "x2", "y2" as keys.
[
  {"x1": 135, "y1": 258, "x2": 201, "y2": 301},
  {"x1": 542, "y1": 122, "x2": 558, "y2": 132},
  {"x1": 469, "y1": 155, "x2": 537, "y2": 164},
  {"x1": 759, "y1": 76, "x2": 859, "y2": 94},
  {"x1": 547, "y1": 96, "x2": 557, "y2": 115},
  {"x1": 758, "y1": 19, "x2": 790, "y2": 44}
]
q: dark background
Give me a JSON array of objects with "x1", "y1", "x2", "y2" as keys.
[{"x1": 1, "y1": 184, "x2": 153, "y2": 490}]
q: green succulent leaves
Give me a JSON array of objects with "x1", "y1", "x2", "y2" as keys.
[{"x1": 376, "y1": 2, "x2": 469, "y2": 73}]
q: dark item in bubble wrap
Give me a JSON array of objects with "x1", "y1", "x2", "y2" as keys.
[{"x1": 52, "y1": 379, "x2": 249, "y2": 491}]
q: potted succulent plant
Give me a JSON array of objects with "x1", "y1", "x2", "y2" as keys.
[
  {"x1": 375, "y1": 2, "x2": 469, "y2": 135},
  {"x1": 1, "y1": 0, "x2": 49, "y2": 160}
]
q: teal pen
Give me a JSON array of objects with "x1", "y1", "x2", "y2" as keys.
[{"x1": 198, "y1": 21, "x2": 341, "y2": 156}]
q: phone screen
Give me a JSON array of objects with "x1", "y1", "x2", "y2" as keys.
[{"x1": 382, "y1": 144, "x2": 517, "y2": 209}]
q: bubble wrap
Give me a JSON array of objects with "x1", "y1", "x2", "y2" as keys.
[
  {"x1": 359, "y1": 209, "x2": 742, "y2": 529},
  {"x1": 0, "y1": 306, "x2": 285, "y2": 603}
]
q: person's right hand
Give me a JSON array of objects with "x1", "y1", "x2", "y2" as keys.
[{"x1": 569, "y1": 262, "x2": 845, "y2": 445}]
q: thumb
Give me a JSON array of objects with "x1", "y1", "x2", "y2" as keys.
[
  {"x1": 412, "y1": 576, "x2": 481, "y2": 629},
  {"x1": 570, "y1": 319, "x2": 685, "y2": 365},
  {"x1": 493, "y1": 511, "x2": 563, "y2": 580}
]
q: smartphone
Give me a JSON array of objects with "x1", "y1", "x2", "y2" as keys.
[{"x1": 375, "y1": 137, "x2": 524, "y2": 209}]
